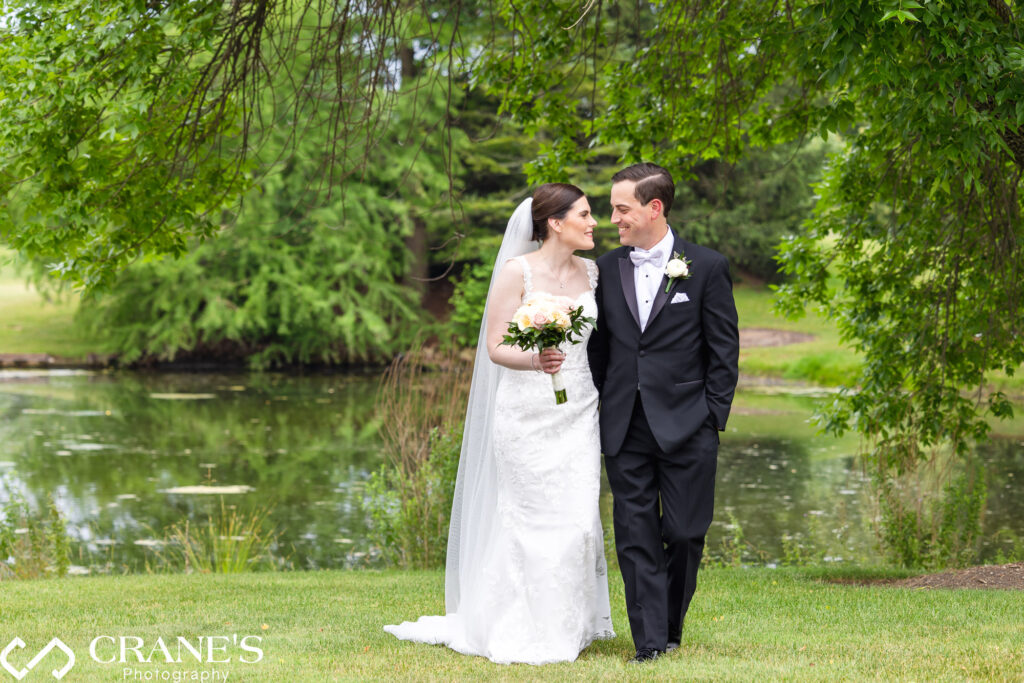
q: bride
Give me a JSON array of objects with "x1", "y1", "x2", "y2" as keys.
[{"x1": 384, "y1": 183, "x2": 615, "y2": 664}]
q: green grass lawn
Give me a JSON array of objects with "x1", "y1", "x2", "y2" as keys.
[
  {"x1": 733, "y1": 286, "x2": 863, "y2": 388},
  {"x1": 734, "y1": 286, "x2": 1024, "y2": 397},
  {"x1": 2, "y1": 568, "x2": 1022, "y2": 681},
  {"x1": 0, "y1": 250, "x2": 104, "y2": 359}
]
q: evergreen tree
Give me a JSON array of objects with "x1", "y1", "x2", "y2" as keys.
[{"x1": 77, "y1": 11, "x2": 465, "y2": 366}]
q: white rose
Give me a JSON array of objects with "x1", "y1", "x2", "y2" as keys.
[
  {"x1": 541, "y1": 300, "x2": 563, "y2": 319},
  {"x1": 514, "y1": 307, "x2": 534, "y2": 330},
  {"x1": 666, "y1": 258, "x2": 689, "y2": 278}
]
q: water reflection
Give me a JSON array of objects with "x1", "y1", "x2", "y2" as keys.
[
  {"x1": 0, "y1": 371, "x2": 382, "y2": 571},
  {"x1": 0, "y1": 371, "x2": 1021, "y2": 571},
  {"x1": 711, "y1": 435, "x2": 873, "y2": 564},
  {"x1": 978, "y1": 437, "x2": 1024, "y2": 560}
]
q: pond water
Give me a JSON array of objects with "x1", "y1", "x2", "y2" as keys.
[{"x1": 0, "y1": 370, "x2": 1021, "y2": 573}]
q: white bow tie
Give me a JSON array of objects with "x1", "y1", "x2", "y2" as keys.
[{"x1": 630, "y1": 248, "x2": 667, "y2": 269}]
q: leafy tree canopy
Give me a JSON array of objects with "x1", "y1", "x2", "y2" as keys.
[
  {"x1": 5, "y1": 1, "x2": 1023, "y2": 483},
  {"x1": 66, "y1": 2, "x2": 474, "y2": 366},
  {"x1": 492, "y1": 1, "x2": 1024, "y2": 469},
  {"x1": 0, "y1": 0, "x2": 467, "y2": 287}
]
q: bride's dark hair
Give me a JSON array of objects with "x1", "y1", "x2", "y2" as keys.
[{"x1": 530, "y1": 183, "x2": 584, "y2": 241}]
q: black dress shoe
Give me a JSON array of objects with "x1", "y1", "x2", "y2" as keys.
[
  {"x1": 627, "y1": 648, "x2": 663, "y2": 664},
  {"x1": 667, "y1": 625, "x2": 682, "y2": 651}
]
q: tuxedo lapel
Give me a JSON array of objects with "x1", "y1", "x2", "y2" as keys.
[
  {"x1": 645, "y1": 232, "x2": 685, "y2": 330},
  {"x1": 618, "y1": 256, "x2": 641, "y2": 329},
  {"x1": 646, "y1": 275, "x2": 673, "y2": 328}
]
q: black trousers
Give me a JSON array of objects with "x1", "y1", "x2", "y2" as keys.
[{"x1": 604, "y1": 392, "x2": 718, "y2": 651}]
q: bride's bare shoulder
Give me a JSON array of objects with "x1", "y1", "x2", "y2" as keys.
[
  {"x1": 498, "y1": 256, "x2": 526, "y2": 278},
  {"x1": 491, "y1": 258, "x2": 528, "y2": 296}
]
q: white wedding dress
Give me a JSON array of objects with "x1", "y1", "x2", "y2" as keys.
[{"x1": 384, "y1": 256, "x2": 615, "y2": 665}]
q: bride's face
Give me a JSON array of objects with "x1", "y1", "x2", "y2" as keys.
[{"x1": 552, "y1": 196, "x2": 597, "y2": 250}]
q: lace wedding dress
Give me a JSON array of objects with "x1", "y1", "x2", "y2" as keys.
[{"x1": 384, "y1": 256, "x2": 615, "y2": 665}]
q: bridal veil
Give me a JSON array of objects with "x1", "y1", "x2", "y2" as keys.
[{"x1": 445, "y1": 197, "x2": 537, "y2": 612}]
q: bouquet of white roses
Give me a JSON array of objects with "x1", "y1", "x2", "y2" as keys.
[{"x1": 502, "y1": 293, "x2": 596, "y2": 404}]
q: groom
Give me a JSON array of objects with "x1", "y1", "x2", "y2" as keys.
[{"x1": 588, "y1": 163, "x2": 739, "y2": 663}]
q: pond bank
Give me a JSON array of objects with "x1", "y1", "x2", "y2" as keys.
[
  {"x1": 0, "y1": 322, "x2": 821, "y2": 371},
  {"x1": 0, "y1": 353, "x2": 116, "y2": 369}
]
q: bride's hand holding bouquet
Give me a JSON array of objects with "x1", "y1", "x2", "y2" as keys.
[{"x1": 502, "y1": 292, "x2": 595, "y2": 405}]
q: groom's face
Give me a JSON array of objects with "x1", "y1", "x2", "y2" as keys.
[{"x1": 610, "y1": 180, "x2": 660, "y2": 250}]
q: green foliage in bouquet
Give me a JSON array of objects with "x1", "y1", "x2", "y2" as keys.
[{"x1": 502, "y1": 304, "x2": 595, "y2": 352}]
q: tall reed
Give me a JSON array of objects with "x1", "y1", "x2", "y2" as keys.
[
  {"x1": 0, "y1": 494, "x2": 70, "y2": 580},
  {"x1": 873, "y1": 451, "x2": 987, "y2": 569},
  {"x1": 375, "y1": 345, "x2": 471, "y2": 476},
  {"x1": 364, "y1": 344, "x2": 471, "y2": 569},
  {"x1": 158, "y1": 500, "x2": 283, "y2": 573}
]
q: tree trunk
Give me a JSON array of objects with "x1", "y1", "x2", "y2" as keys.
[{"x1": 400, "y1": 41, "x2": 427, "y2": 299}]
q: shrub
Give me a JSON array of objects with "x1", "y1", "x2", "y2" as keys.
[
  {"x1": 874, "y1": 457, "x2": 987, "y2": 569},
  {"x1": 0, "y1": 494, "x2": 70, "y2": 580},
  {"x1": 156, "y1": 500, "x2": 284, "y2": 573},
  {"x1": 365, "y1": 426, "x2": 462, "y2": 569},
  {"x1": 447, "y1": 262, "x2": 492, "y2": 348},
  {"x1": 362, "y1": 346, "x2": 470, "y2": 568}
]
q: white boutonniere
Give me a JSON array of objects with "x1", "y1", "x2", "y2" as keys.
[{"x1": 664, "y1": 251, "x2": 692, "y2": 292}]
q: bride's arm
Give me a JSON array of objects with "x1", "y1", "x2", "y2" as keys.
[{"x1": 485, "y1": 260, "x2": 565, "y2": 373}]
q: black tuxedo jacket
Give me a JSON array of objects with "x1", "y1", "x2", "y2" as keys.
[{"x1": 588, "y1": 232, "x2": 740, "y2": 456}]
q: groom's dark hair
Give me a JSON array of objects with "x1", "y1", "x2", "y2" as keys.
[{"x1": 612, "y1": 163, "x2": 675, "y2": 216}]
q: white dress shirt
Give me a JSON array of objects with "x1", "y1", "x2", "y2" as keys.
[{"x1": 632, "y1": 229, "x2": 674, "y2": 331}]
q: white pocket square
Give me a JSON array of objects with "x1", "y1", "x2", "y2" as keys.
[{"x1": 671, "y1": 292, "x2": 690, "y2": 304}]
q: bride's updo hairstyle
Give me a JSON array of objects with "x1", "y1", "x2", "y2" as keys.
[{"x1": 530, "y1": 183, "x2": 585, "y2": 242}]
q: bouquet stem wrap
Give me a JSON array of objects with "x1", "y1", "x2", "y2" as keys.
[{"x1": 549, "y1": 360, "x2": 567, "y2": 405}]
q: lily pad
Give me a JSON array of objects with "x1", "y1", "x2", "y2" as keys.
[{"x1": 159, "y1": 485, "x2": 254, "y2": 495}]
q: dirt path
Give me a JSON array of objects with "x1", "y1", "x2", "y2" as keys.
[
  {"x1": 829, "y1": 563, "x2": 1024, "y2": 590},
  {"x1": 740, "y1": 327, "x2": 816, "y2": 347},
  {"x1": 881, "y1": 563, "x2": 1024, "y2": 590}
]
